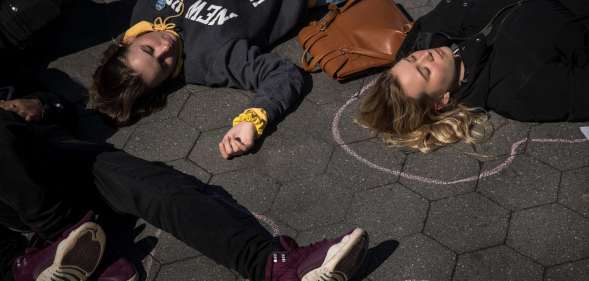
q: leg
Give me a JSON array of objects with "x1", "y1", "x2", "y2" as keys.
[
  {"x1": 0, "y1": 225, "x2": 27, "y2": 281},
  {"x1": 92, "y1": 151, "x2": 274, "y2": 280},
  {"x1": 0, "y1": 110, "x2": 84, "y2": 240}
]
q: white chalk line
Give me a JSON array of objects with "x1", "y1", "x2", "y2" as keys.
[
  {"x1": 144, "y1": 213, "x2": 280, "y2": 276},
  {"x1": 332, "y1": 80, "x2": 589, "y2": 185}
]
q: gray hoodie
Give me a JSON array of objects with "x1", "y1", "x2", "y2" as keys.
[{"x1": 131, "y1": 0, "x2": 307, "y2": 125}]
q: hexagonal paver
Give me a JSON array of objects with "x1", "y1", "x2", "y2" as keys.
[
  {"x1": 478, "y1": 155, "x2": 560, "y2": 210},
  {"x1": 559, "y1": 167, "x2": 589, "y2": 218},
  {"x1": 167, "y1": 159, "x2": 212, "y2": 183},
  {"x1": 453, "y1": 245, "x2": 543, "y2": 281},
  {"x1": 188, "y1": 128, "x2": 250, "y2": 174},
  {"x1": 527, "y1": 123, "x2": 589, "y2": 171},
  {"x1": 507, "y1": 204, "x2": 589, "y2": 266},
  {"x1": 125, "y1": 118, "x2": 200, "y2": 162},
  {"x1": 107, "y1": 126, "x2": 136, "y2": 149},
  {"x1": 179, "y1": 89, "x2": 250, "y2": 131},
  {"x1": 425, "y1": 193, "x2": 510, "y2": 253},
  {"x1": 276, "y1": 100, "x2": 333, "y2": 144},
  {"x1": 366, "y1": 233, "x2": 456, "y2": 281},
  {"x1": 304, "y1": 72, "x2": 364, "y2": 106},
  {"x1": 400, "y1": 147, "x2": 480, "y2": 200},
  {"x1": 473, "y1": 119, "x2": 531, "y2": 158},
  {"x1": 296, "y1": 223, "x2": 354, "y2": 245},
  {"x1": 210, "y1": 169, "x2": 280, "y2": 213},
  {"x1": 348, "y1": 184, "x2": 428, "y2": 242},
  {"x1": 254, "y1": 130, "x2": 334, "y2": 183},
  {"x1": 325, "y1": 96, "x2": 376, "y2": 145},
  {"x1": 155, "y1": 256, "x2": 236, "y2": 281},
  {"x1": 545, "y1": 258, "x2": 589, "y2": 281},
  {"x1": 270, "y1": 174, "x2": 354, "y2": 230},
  {"x1": 143, "y1": 255, "x2": 161, "y2": 281},
  {"x1": 139, "y1": 87, "x2": 191, "y2": 124},
  {"x1": 327, "y1": 140, "x2": 405, "y2": 191}
]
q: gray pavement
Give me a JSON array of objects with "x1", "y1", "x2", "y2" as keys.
[{"x1": 44, "y1": 0, "x2": 589, "y2": 280}]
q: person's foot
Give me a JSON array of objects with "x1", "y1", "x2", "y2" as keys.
[
  {"x1": 265, "y1": 228, "x2": 368, "y2": 281},
  {"x1": 93, "y1": 257, "x2": 138, "y2": 281},
  {"x1": 12, "y1": 219, "x2": 106, "y2": 281}
]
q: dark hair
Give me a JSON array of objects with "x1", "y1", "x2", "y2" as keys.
[{"x1": 90, "y1": 36, "x2": 166, "y2": 126}]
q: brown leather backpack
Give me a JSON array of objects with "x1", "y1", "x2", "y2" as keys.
[{"x1": 298, "y1": 0, "x2": 413, "y2": 80}]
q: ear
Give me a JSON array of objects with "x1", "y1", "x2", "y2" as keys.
[{"x1": 434, "y1": 92, "x2": 450, "y2": 111}]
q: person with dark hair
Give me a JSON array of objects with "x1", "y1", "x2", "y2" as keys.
[
  {"x1": 91, "y1": 0, "x2": 345, "y2": 159},
  {"x1": 357, "y1": 0, "x2": 589, "y2": 153},
  {"x1": 1, "y1": 89, "x2": 369, "y2": 281}
]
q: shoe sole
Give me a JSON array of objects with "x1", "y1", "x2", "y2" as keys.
[
  {"x1": 302, "y1": 228, "x2": 369, "y2": 281},
  {"x1": 36, "y1": 222, "x2": 106, "y2": 281}
]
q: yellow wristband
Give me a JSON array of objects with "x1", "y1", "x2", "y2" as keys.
[{"x1": 232, "y1": 108, "x2": 268, "y2": 138}]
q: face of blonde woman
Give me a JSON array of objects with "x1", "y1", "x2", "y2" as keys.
[
  {"x1": 124, "y1": 31, "x2": 180, "y2": 88},
  {"x1": 390, "y1": 47, "x2": 457, "y2": 101}
]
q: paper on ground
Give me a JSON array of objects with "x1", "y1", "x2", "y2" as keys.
[{"x1": 581, "y1": 127, "x2": 589, "y2": 140}]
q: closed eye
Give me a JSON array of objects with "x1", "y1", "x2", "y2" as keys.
[
  {"x1": 141, "y1": 45, "x2": 154, "y2": 56},
  {"x1": 417, "y1": 66, "x2": 430, "y2": 81}
]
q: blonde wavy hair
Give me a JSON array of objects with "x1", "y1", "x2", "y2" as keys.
[{"x1": 356, "y1": 71, "x2": 490, "y2": 153}]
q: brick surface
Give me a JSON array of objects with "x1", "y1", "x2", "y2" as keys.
[
  {"x1": 155, "y1": 257, "x2": 237, "y2": 281},
  {"x1": 210, "y1": 169, "x2": 280, "y2": 213},
  {"x1": 400, "y1": 147, "x2": 480, "y2": 200},
  {"x1": 527, "y1": 123, "x2": 589, "y2": 171},
  {"x1": 253, "y1": 130, "x2": 334, "y2": 183},
  {"x1": 424, "y1": 193, "x2": 510, "y2": 253},
  {"x1": 453, "y1": 246, "x2": 543, "y2": 281},
  {"x1": 125, "y1": 118, "x2": 200, "y2": 162},
  {"x1": 559, "y1": 167, "x2": 589, "y2": 218},
  {"x1": 507, "y1": 204, "x2": 589, "y2": 266},
  {"x1": 478, "y1": 155, "x2": 560, "y2": 210},
  {"x1": 327, "y1": 140, "x2": 405, "y2": 191},
  {"x1": 365, "y1": 234, "x2": 456, "y2": 281},
  {"x1": 545, "y1": 259, "x2": 589, "y2": 281},
  {"x1": 179, "y1": 89, "x2": 250, "y2": 131},
  {"x1": 270, "y1": 174, "x2": 354, "y2": 230},
  {"x1": 348, "y1": 184, "x2": 428, "y2": 242}
]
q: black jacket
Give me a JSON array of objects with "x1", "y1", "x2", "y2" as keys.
[
  {"x1": 397, "y1": 0, "x2": 589, "y2": 122},
  {"x1": 131, "y1": 0, "x2": 307, "y2": 126}
]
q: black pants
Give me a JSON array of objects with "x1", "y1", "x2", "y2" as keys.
[{"x1": 0, "y1": 109, "x2": 273, "y2": 281}]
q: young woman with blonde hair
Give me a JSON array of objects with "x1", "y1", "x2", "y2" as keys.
[{"x1": 358, "y1": 0, "x2": 589, "y2": 153}]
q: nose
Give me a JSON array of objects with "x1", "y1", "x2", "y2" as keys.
[{"x1": 155, "y1": 42, "x2": 172, "y2": 60}]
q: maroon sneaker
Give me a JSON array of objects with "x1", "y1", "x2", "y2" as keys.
[
  {"x1": 265, "y1": 228, "x2": 369, "y2": 281},
  {"x1": 12, "y1": 221, "x2": 106, "y2": 281},
  {"x1": 92, "y1": 257, "x2": 138, "y2": 281}
]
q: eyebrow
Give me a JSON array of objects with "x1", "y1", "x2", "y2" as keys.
[{"x1": 403, "y1": 58, "x2": 428, "y2": 82}]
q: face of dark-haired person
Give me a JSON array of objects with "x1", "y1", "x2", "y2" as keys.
[{"x1": 124, "y1": 31, "x2": 180, "y2": 88}]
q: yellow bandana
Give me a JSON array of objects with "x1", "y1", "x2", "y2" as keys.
[{"x1": 122, "y1": 2, "x2": 185, "y2": 79}]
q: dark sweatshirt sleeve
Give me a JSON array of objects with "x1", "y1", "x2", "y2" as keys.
[
  {"x1": 23, "y1": 90, "x2": 75, "y2": 125},
  {"x1": 204, "y1": 39, "x2": 305, "y2": 126}
]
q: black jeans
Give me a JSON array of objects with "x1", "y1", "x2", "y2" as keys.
[{"x1": 0, "y1": 109, "x2": 273, "y2": 281}]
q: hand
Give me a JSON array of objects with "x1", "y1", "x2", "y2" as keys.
[
  {"x1": 0, "y1": 98, "x2": 44, "y2": 122},
  {"x1": 218, "y1": 122, "x2": 257, "y2": 159}
]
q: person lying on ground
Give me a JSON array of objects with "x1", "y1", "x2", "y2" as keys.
[
  {"x1": 1, "y1": 88, "x2": 369, "y2": 281},
  {"x1": 90, "y1": 0, "x2": 345, "y2": 159},
  {"x1": 357, "y1": 0, "x2": 589, "y2": 153}
]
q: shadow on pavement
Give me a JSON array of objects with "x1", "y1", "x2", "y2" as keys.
[{"x1": 353, "y1": 239, "x2": 399, "y2": 280}]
